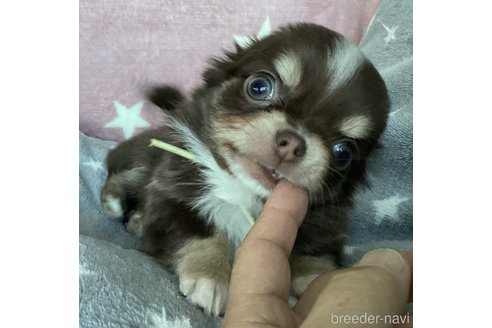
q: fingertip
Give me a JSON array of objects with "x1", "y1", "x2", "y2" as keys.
[
  {"x1": 274, "y1": 179, "x2": 308, "y2": 198},
  {"x1": 266, "y1": 180, "x2": 308, "y2": 225},
  {"x1": 241, "y1": 180, "x2": 308, "y2": 257}
]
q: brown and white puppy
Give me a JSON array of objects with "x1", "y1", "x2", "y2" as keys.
[{"x1": 101, "y1": 23, "x2": 389, "y2": 316}]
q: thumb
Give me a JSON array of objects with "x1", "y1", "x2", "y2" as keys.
[{"x1": 356, "y1": 248, "x2": 411, "y2": 303}]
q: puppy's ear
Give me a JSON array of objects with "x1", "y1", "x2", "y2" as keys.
[
  {"x1": 202, "y1": 43, "x2": 249, "y2": 87},
  {"x1": 145, "y1": 85, "x2": 185, "y2": 111},
  {"x1": 202, "y1": 57, "x2": 236, "y2": 87}
]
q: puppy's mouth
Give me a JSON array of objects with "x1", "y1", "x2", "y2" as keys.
[
  {"x1": 258, "y1": 162, "x2": 285, "y2": 185},
  {"x1": 234, "y1": 156, "x2": 286, "y2": 190}
]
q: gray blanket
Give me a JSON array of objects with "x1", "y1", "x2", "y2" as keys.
[{"x1": 79, "y1": 0, "x2": 412, "y2": 326}]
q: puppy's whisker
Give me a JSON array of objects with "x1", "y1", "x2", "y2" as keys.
[
  {"x1": 175, "y1": 182, "x2": 203, "y2": 186},
  {"x1": 326, "y1": 167, "x2": 345, "y2": 180},
  {"x1": 326, "y1": 167, "x2": 360, "y2": 193},
  {"x1": 239, "y1": 116, "x2": 256, "y2": 130},
  {"x1": 319, "y1": 180, "x2": 337, "y2": 206}
]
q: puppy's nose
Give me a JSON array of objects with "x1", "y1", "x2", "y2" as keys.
[{"x1": 275, "y1": 130, "x2": 307, "y2": 162}]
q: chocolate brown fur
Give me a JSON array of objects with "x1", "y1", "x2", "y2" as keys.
[{"x1": 101, "y1": 23, "x2": 389, "y2": 315}]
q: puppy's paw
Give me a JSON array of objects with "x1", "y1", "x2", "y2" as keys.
[
  {"x1": 292, "y1": 273, "x2": 320, "y2": 297},
  {"x1": 174, "y1": 232, "x2": 232, "y2": 316},
  {"x1": 126, "y1": 211, "x2": 144, "y2": 237},
  {"x1": 101, "y1": 194, "x2": 124, "y2": 218},
  {"x1": 179, "y1": 275, "x2": 228, "y2": 316},
  {"x1": 290, "y1": 255, "x2": 337, "y2": 297},
  {"x1": 101, "y1": 175, "x2": 126, "y2": 219}
]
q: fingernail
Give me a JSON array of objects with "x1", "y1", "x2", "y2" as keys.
[{"x1": 358, "y1": 248, "x2": 405, "y2": 276}]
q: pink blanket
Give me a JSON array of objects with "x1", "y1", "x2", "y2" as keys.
[{"x1": 80, "y1": 0, "x2": 382, "y2": 141}]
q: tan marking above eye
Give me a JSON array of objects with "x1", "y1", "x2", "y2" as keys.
[
  {"x1": 273, "y1": 52, "x2": 302, "y2": 88},
  {"x1": 339, "y1": 115, "x2": 372, "y2": 139},
  {"x1": 326, "y1": 38, "x2": 365, "y2": 95}
]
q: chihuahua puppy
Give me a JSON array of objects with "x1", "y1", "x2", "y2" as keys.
[{"x1": 101, "y1": 23, "x2": 389, "y2": 316}]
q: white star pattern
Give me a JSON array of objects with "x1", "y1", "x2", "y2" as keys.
[
  {"x1": 105, "y1": 101, "x2": 150, "y2": 139},
  {"x1": 372, "y1": 194, "x2": 409, "y2": 224},
  {"x1": 82, "y1": 158, "x2": 104, "y2": 172},
  {"x1": 79, "y1": 263, "x2": 94, "y2": 277},
  {"x1": 146, "y1": 308, "x2": 192, "y2": 328},
  {"x1": 378, "y1": 19, "x2": 399, "y2": 46},
  {"x1": 389, "y1": 107, "x2": 403, "y2": 117},
  {"x1": 234, "y1": 16, "x2": 271, "y2": 49}
]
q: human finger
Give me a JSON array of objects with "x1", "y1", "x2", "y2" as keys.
[
  {"x1": 243, "y1": 180, "x2": 308, "y2": 254},
  {"x1": 230, "y1": 180, "x2": 308, "y2": 297},
  {"x1": 399, "y1": 250, "x2": 413, "y2": 302},
  {"x1": 294, "y1": 249, "x2": 410, "y2": 328},
  {"x1": 223, "y1": 181, "x2": 308, "y2": 327}
]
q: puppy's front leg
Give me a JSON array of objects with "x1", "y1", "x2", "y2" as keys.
[
  {"x1": 174, "y1": 230, "x2": 232, "y2": 316},
  {"x1": 290, "y1": 255, "x2": 338, "y2": 297},
  {"x1": 137, "y1": 193, "x2": 232, "y2": 316}
]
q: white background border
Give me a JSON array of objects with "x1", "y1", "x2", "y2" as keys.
[{"x1": 1, "y1": 0, "x2": 491, "y2": 326}]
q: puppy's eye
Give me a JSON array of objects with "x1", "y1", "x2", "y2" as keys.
[
  {"x1": 245, "y1": 73, "x2": 275, "y2": 101},
  {"x1": 332, "y1": 139, "x2": 357, "y2": 170}
]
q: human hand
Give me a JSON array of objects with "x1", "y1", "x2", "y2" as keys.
[
  {"x1": 294, "y1": 249, "x2": 412, "y2": 328},
  {"x1": 222, "y1": 180, "x2": 412, "y2": 327}
]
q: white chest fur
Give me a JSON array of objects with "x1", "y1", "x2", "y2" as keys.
[
  {"x1": 169, "y1": 119, "x2": 266, "y2": 247},
  {"x1": 192, "y1": 171, "x2": 264, "y2": 248}
]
